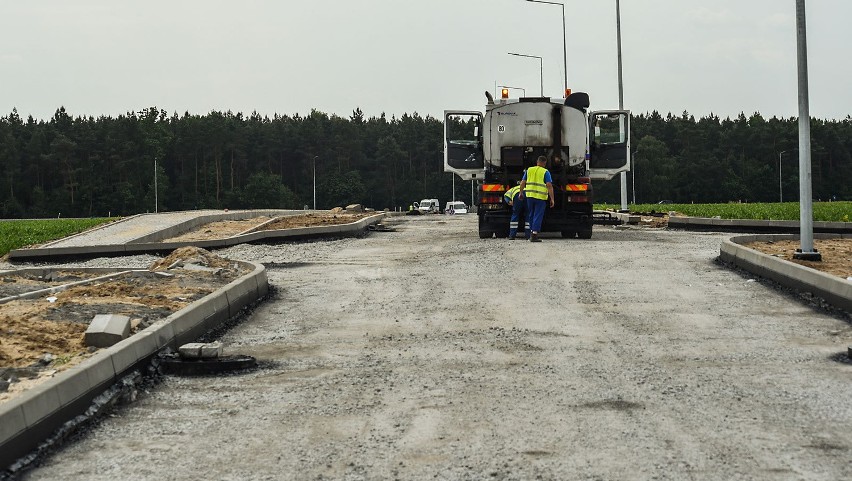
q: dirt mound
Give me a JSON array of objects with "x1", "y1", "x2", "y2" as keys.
[
  {"x1": 149, "y1": 246, "x2": 233, "y2": 271},
  {"x1": 260, "y1": 212, "x2": 373, "y2": 230}
]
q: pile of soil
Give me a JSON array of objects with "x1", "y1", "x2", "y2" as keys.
[
  {"x1": 160, "y1": 213, "x2": 375, "y2": 242},
  {"x1": 149, "y1": 246, "x2": 238, "y2": 271},
  {"x1": 162, "y1": 217, "x2": 273, "y2": 242},
  {"x1": 259, "y1": 212, "x2": 374, "y2": 231},
  {"x1": 0, "y1": 247, "x2": 247, "y2": 402}
]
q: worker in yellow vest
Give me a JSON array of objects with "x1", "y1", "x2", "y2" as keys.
[
  {"x1": 503, "y1": 183, "x2": 527, "y2": 240},
  {"x1": 518, "y1": 156, "x2": 555, "y2": 242}
]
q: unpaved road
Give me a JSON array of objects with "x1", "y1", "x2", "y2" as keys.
[{"x1": 22, "y1": 215, "x2": 852, "y2": 480}]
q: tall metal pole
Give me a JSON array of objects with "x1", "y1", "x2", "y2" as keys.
[
  {"x1": 154, "y1": 156, "x2": 158, "y2": 213},
  {"x1": 616, "y1": 0, "x2": 628, "y2": 212},
  {"x1": 777, "y1": 149, "x2": 795, "y2": 203},
  {"x1": 560, "y1": 2, "x2": 567, "y2": 93},
  {"x1": 313, "y1": 156, "x2": 317, "y2": 210},
  {"x1": 526, "y1": 0, "x2": 568, "y2": 95},
  {"x1": 778, "y1": 151, "x2": 784, "y2": 203},
  {"x1": 794, "y1": 0, "x2": 819, "y2": 260}
]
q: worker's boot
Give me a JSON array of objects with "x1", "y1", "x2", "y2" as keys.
[
  {"x1": 530, "y1": 232, "x2": 541, "y2": 242},
  {"x1": 508, "y1": 228, "x2": 517, "y2": 240}
]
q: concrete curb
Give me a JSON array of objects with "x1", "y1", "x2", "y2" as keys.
[
  {"x1": 719, "y1": 233, "x2": 852, "y2": 312},
  {"x1": 8, "y1": 213, "x2": 385, "y2": 262},
  {"x1": 127, "y1": 209, "x2": 294, "y2": 244},
  {"x1": 670, "y1": 216, "x2": 852, "y2": 234},
  {"x1": 0, "y1": 261, "x2": 269, "y2": 469}
]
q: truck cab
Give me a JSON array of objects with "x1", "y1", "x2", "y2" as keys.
[{"x1": 444, "y1": 91, "x2": 630, "y2": 238}]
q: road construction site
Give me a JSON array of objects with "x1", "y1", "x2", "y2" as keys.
[{"x1": 5, "y1": 213, "x2": 852, "y2": 480}]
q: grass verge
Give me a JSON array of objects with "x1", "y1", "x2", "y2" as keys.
[
  {"x1": 0, "y1": 218, "x2": 116, "y2": 256},
  {"x1": 599, "y1": 202, "x2": 851, "y2": 223}
]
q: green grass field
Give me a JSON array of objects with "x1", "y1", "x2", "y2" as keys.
[
  {"x1": 598, "y1": 202, "x2": 851, "y2": 223},
  {"x1": 0, "y1": 218, "x2": 115, "y2": 256}
]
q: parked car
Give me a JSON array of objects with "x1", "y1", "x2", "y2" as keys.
[{"x1": 445, "y1": 201, "x2": 468, "y2": 214}]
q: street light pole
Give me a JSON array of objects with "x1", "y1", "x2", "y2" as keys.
[
  {"x1": 508, "y1": 52, "x2": 543, "y2": 96},
  {"x1": 154, "y1": 156, "x2": 158, "y2": 213},
  {"x1": 313, "y1": 156, "x2": 317, "y2": 210},
  {"x1": 526, "y1": 0, "x2": 567, "y2": 95},
  {"x1": 616, "y1": 0, "x2": 628, "y2": 212},
  {"x1": 631, "y1": 150, "x2": 639, "y2": 204},
  {"x1": 794, "y1": 0, "x2": 819, "y2": 260}
]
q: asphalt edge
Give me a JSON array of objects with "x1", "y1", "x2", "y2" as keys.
[
  {"x1": 0, "y1": 261, "x2": 269, "y2": 471},
  {"x1": 719, "y1": 233, "x2": 852, "y2": 313}
]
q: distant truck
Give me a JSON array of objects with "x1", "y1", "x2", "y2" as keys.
[
  {"x1": 444, "y1": 89, "x2": 630, "y2": 239},
  {"x1": 418, "y1": 199, "x2": 440, "y2": 214}
]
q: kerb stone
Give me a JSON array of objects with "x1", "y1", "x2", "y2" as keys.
[{"x1": 84, "y1": 314, "x2": 131, "y2": 348}]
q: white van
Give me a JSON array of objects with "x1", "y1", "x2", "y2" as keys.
[
  {"x1": 445, "y1": 201, "x2": 468, "y2": 214},
  {"x1": 418, "y1": 199, "x2": 440, "y2": 214}
]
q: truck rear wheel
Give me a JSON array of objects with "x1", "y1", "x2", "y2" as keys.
[
  {"x1": 561, "y1": 230, "x2": 576, "y2": 239},
  {"x1": 577, "y1": 226, "x2": 593, "y2": 239}
]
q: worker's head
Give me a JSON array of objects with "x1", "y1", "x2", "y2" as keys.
[{"x1": 536, "y1": 155, "x2": 547, "y2": 165}]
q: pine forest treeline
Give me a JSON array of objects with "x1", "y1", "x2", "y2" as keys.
[{"x1": 0, "y1": 107, "x2": 850, "y2": 218}]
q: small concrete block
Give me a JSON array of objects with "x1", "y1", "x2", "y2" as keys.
[
  {"x1": 199, "y1": 342, "x2": 223, "y2": 359},
  {"x1": 178, "y1": 343, "x2": 205, "y2": 359},
  {"x1": 85, "y1": 314, "x2": 131, "y2": 348}
]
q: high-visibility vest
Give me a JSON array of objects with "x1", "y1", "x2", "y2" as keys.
[
  {"x1": 524, "y1": 166, "x2": 549, "y2": 200},
  {"x1": 504, "y1": 185, "x2": 521, "y2": 203}
]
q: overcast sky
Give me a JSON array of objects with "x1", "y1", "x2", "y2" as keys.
[{"x1": 2, "y1": 0, "x2": 850, "y2": 122}]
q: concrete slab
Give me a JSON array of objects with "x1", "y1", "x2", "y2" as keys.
[{"x1": 85, "y1": 314, "x2": 131, "y2": 348}]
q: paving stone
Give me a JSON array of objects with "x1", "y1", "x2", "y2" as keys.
[
  {"x1": 84, "y1": 314, "x2": 131, "y2": 348},
  {"x1": 179, "y1": 342, "x2": 223, "y2": 359}
]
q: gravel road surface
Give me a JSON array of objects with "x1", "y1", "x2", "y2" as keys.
[{"x1": 20, "y1": 215, "x2": 852, "y2": 480}]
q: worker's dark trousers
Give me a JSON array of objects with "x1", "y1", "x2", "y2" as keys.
[
  {"x1": 507, "y1": 200, "x2": 527, "y2": 239},
  {"x1": 526, "y1": 197, "x2": 547, "y2": 233}
]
